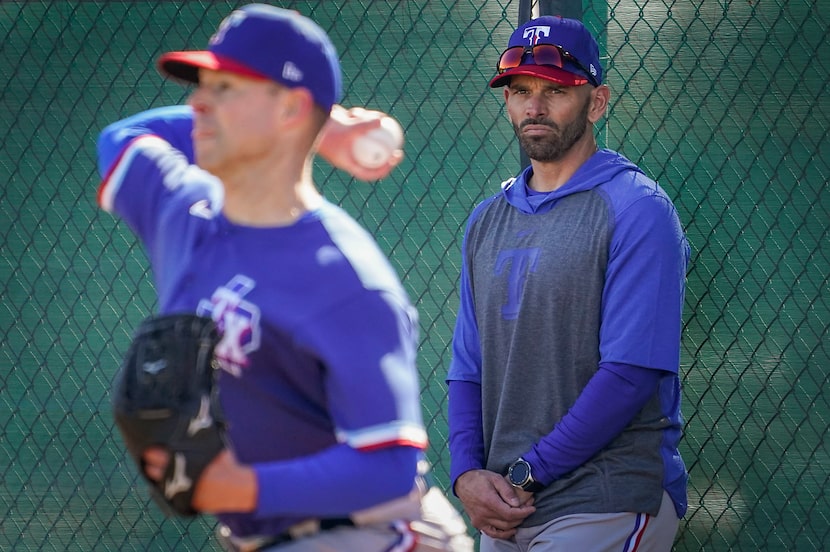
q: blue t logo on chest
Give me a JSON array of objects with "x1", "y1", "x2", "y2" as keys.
[{"x1": 494, "y1": 248, "x2": 540, "y2": 320}]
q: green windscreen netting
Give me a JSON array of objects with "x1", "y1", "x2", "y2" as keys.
[{"x1": 1, "y1": 1, "x2": 827, "y2": 550}]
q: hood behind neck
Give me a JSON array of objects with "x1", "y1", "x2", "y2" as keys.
[{"x1": 502, "y1": 149, "x2": 642, "y2": 214}]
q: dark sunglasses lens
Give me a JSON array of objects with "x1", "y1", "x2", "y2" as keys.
[
  {"x1": 531, "y1": 45, "x2": 565, "y2": 68},
  {"x1": 497, "y1": 47, "x2": 525, "y2": 72}
]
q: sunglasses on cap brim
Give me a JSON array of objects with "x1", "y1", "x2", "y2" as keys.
[{"x1": 497, "y1": 44, "x2": 599, "y2": 87}]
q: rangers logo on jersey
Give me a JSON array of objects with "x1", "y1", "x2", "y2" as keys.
[{"x1": 197, "y1": 275, "x2": 261, "y2": 377}]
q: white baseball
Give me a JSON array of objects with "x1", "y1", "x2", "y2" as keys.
[{"x1": 351, "y1": 116, "x2": 404, "y2": 169}]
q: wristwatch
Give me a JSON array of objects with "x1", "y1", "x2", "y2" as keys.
[{"x1": 507, "y1": 457, "x2": 544, "y2": 492}]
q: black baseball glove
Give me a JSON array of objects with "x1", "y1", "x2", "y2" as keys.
[{"x1": 112, "y1": 313, "x2": 226, "y2": 517}]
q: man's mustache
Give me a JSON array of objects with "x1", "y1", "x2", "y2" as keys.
[{"x1": 519, "y1": 117, "x2": 558, "y2": 130}]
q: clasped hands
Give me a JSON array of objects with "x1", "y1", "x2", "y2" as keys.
[{"x1": 454, "y1": 469, "x2": 537, "y2": 541}]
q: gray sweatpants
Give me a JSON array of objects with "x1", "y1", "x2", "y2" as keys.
[{"x1": 480, "y1": 491, "x2": 679, "y2": 552}]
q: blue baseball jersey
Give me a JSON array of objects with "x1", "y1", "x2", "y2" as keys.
[{"x1": 97, "y1": 106, "x2": 427, "y2": 536}]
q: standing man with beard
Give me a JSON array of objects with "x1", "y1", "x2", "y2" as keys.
[{"x1": 446, "y1": 16, "x2": 690, "y2": 552}]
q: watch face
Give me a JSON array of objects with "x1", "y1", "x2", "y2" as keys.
[{"x1": 510, "y1": 461, "x2": 530, "y2": 486}]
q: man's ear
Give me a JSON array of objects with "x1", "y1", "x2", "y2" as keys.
[
  {"x1": 588, "y1": 84, "x2": 610, "y2": 123},
  {"x1": 279, "y1": 88, "x2": 314, "y2": 125}
]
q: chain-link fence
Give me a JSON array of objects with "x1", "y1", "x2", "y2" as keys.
[{"x1": 1, "y1": 0, "x2": 827, "y2": 550}]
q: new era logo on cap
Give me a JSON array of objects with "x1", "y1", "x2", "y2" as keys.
[{"x1": 282, "y1": 61, "x2": 303, "y2": 83}]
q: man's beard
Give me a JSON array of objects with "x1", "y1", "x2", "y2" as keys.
[{"x1": 513, "y1": 96, "x2": 591, "y2": 162}]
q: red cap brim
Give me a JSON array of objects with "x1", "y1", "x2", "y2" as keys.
[
  {"x1": 489, "y1": 64, "x2": 589, "y2": 88},
  {"x1": 157, "y1": 51, "x2": 269, "y2": 83}
]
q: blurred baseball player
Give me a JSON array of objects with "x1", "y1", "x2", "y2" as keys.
[{"x1": 96, "y1": 4, "x2": 473, "y2": 551}]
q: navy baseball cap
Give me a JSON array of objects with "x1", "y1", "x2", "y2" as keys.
[
  {"x1": 489, "y1": 16, "x2": 602, "y2": 88},
  {"x1": 157, "y1": 4, "x2": 341, "y2": 111}
]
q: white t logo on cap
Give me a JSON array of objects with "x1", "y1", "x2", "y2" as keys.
[
  {"x1": 523, "y1": 26, "x2": 551, "y2": 45},
  {"x1": 210, "y1": 10, "x2": 246, "y2": 45}
]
